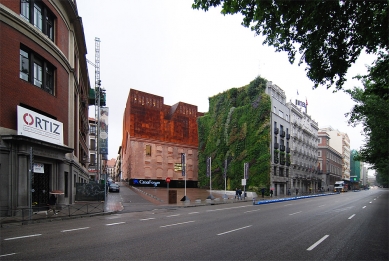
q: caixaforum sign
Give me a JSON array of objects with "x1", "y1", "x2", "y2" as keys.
[{"x1": 17, "y1": 106, "x2": 64, "y2": 145}]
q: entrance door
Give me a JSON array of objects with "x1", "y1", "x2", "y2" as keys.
[{"x1": 32, "y1": 164, "x2": 50, "y2": 209}]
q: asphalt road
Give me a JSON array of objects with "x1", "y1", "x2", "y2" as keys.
[{"x1": 1, "y1": 188, "x2": 387, "y2": 260}]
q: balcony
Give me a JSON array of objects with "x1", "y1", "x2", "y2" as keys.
[
  {"x1": 274, "y1": 143, "x2": 279, "y2": 149},
  {"x1": 286, "y1": 133, "x2": 290, "y2": 140},
  {"x1": 274, "y1": 128, "x2": 279, "y2": 134},
  {"x1": 280, "y1": 145, "x2": 285, "y2": 151},
  {"x1": 280, "y1": 131, "x2": 285, "y2": 137},
  {"x1": 286, "y1": 147, "x2": 290, "y2": 153}
]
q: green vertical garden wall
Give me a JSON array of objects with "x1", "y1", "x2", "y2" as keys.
[{"x1": 198, "y1": 76, "x2": 272, "y2": 192}]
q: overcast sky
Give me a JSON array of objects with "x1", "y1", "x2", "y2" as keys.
[{"x1": 77, "y1": 0, "x2": 376, "y2": 173}]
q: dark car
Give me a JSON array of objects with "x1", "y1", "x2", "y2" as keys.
[{"x1": 108, "y1": 183, "x2": 120, "y2": 193}]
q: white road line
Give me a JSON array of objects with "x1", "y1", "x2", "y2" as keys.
[
  {"x1": 61, "y1": 227, "x2": 89, "y2": 233},
  {"x1": 362, "y1": 206, "x2": 366, "y2": 209},
  {"x1": 217, "y1": 225, "x2": 252, "y2": 236},
  {"x1": 4, "y1": 234, "x2": 41, "y2": 241},
  {"x1": 140, "y1": 218, "x2": 155, "y2": 221},
  {"x1": 188, "y1": 212, "x2": 199, "y2": 215},
  {"x1": 369, "y1": 201, "x2": 372, "y2": 203},
  {"x1": 307, "y1": 235, "x2": 329, "y2": 251},
  {"x1": 206, "y1": 205, "x2": 249, "y2": 212},
  {"x1": 167, "y1": 214, "x2": 180, "y2": 217},
  {"x1": 106, "y1": 222, "x2": 125, "y2": 226},
  {"x1": 348, "y1": 214, "x2": 356, "y2": 220},
  {"x1": 318, "y1": 205, "x2": 326, "y2": 208},
  {"x1": 0, "y1": 253, "x2": 17, "y2": 257},
  {"x1": 284, "y1": 204, "x2": 292, "y2": 206},
  {"x1": 289, "y1": 211, "x2": 302, "y2": 216},
  {"x1": 160, "y1": 221, "x2": 195, "y2": 228},
  {"x1": 244, "y1": 209, "x2": 261, "y2": 213}
]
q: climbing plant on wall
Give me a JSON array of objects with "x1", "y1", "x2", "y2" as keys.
[{"x1": 198, "y1": 76, "x2": 271, "y2": 192}]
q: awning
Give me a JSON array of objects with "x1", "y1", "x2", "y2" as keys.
[{"x1": 50, "y1": 190, "x2": 64, "y2": 195}]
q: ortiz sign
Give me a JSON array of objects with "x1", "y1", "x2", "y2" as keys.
[{"x1": 17, "y1": 106, "x2": 64, "y2": 145}]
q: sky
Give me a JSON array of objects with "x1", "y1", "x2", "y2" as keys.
[{"x1": 77, "y1": 0, "x2": 376, "y2": 174}]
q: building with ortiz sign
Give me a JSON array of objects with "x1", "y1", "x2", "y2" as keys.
[
  {"x1": 0, "y1": 0, "x2": 90, "y2": 211},
  {"x1": 121, "y1": 89, "x2": 203, "y2": 188}
]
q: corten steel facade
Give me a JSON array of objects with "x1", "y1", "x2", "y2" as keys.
[
  {"x1": 0, "y1": 0, "x2": 90, "y2": 211},
  {"x1": 122, "y1": 89, "x2": 203, "y2": 187}
]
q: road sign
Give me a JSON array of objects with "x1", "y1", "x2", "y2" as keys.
[
  {"x1": 174, "y1": 163, "x2": 182, "y2": 171},
  {"x1": 166, "y1": 177, "x2": 171, "y2": 183}
]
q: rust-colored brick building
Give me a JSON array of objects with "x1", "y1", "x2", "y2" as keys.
[{"x1": 122, "y1": 89, "x2": 203, "y2": 187}]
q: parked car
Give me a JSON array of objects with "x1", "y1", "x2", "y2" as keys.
[{"x1": 109, "y1": 183, "x2": 120, "y2": 192}]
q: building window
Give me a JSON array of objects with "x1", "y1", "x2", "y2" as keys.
[
  {"x1": 20, "y1": 46, "x2": 55, "y2": 95},
  {"x1": 318, "y1": 151, "x2": 321, "y2": 157},
  {"x1": 20, "y1": 0, "x2": 55, "y2": 41},
  {"x1": 286, "y1": 114, "x2": 289, "y2": 121},
  {"x1": 273, "y1": 106, "x2": 276, "y2": 113},
  {"x1": 279, "y1": 110, "x2": 284, "y2": 118},
  {"x1": 146, "y1": 145, "x2": 151, "y2": 156}
]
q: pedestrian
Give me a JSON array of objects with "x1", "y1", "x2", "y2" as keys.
[
  {"x1": 235, "y1": 188, "x2": 239, "y2": 199},
  {"x1": 270, "y1": 189, "x2": 273, "y2": 197},
  {"x1": 296, "y1": 188, "x2": 299, "y2": 196},
  {"x1": 288, "y1": 189, "x2": 291, "y2": 196},
  {"x1": 261, "y1": 188, "x2": 265, "y2": 198},
  {"x1": 48, "y1": 194, "x2": 57, "y2": 214},
  {"x1": 238, "y1": 188, "x2": 242, "y2": 200}
]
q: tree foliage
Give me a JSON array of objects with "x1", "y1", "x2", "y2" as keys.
[
  {"x1": 346, "y1": 52, "x2": 389, "y2": 186},
  {"x1": 192, "y1": 0, "x2": 388, "y2": 90}
]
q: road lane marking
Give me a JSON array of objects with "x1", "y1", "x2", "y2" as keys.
[
  {"x1": 318, "y1": 205, "x2": 326, "y2": 208},
  {"x1": 206, "y1": 205, "x2": 249, "y2": 212},
  {"x1": 217, "y1": 225, "x2": 252, "y2": 236},
  {"x1": 284, "y1": 204, "x2": 292, "y2": 206},
  {"x1": 307, "y1": 235, "x2": 329, "y2": 251},
  {"x1": 140, "y1": 218, "x2": 155, "y2": 221},
  {"x1": 244, "y1": 209, "x2": 260, "y2": 213},
  {"x1": 160, "y1": 221, "x2": 195, "y2": 228},
  {"x1": 369, "y1": 201, "x2": 372, "y2": 203},
  {"x1": 106, "y1": 222, "x2": 125, "y2": 226},
  {"x1": 188, "y1": 212, "x2": 199, "y2": 215},
  {"x1": 4, "y1": 234, "x2": 41, "y2": 241},
  {"x1": 0, "y1": 253, "x2": 17, "y2": 257},
  {"x1": 348, "y1": 214, "x2": 356, "y2": 220},
  {"x1": 362, "y1": 206, "x2": 366, "y2": 209},
  {"x1": 289, "y1": 211, "x2": 302, "y2": 216},
  {"x1": 167, "y1": 214, "x2": 180, "y2": 217},
  {"x1": 61, "y1": 227, "x2": 89, "y2": 233}
]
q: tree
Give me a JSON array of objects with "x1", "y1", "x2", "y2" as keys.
[
  {"x1": 346, "y1": 52, "x2": 389, "y2": 184},
  {"x1": 192, "y1": 0, "x2": 388, "y2": 90}
]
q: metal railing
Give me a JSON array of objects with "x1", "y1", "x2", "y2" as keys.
[{"x1": 1, "y1": 202, "x2": 105, "y2": 226}]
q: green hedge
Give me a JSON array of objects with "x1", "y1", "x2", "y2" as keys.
[{"x1": 198, "y1": 76, "x2": 271, "y2": 192}]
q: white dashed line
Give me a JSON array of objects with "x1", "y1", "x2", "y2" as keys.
[
  {"x1": 4, "y1": 234, "x2": 41, "y2": 241},
  {"x1": 362, "y1": 206, "x2": 366, "y2": 209},
  {"x1": 217, "y1": 225, "x2": 252, "y2": 236},
  {"x1": 307, "y1": 235, "x2": 329, "y2": 251},
  {"x1": 348, "y1": 214, "x2": 356, "y2": 220},
  {"x1": 140, "y1": 218, "x2": 155, "y2": 221},
  {"x1": 0, "y1": 253, "x2": 17, "y2": 257},
  {"x1": 166, "y1": 214, "x2": 180, "y2": 217},
  {"x1": 106, "y1": 222, "x2": 125, "y2": 226},
  {"x1": 61, "y1": 227, "x2": 89, "y2": 233},
  {"x1": 160, "y1": 221, "x2": 195, "y2": 228},
  {"x1": 289, "y1": 211, "x2": 302, "y2": 216},
  {"x1": 188, "y1": 212, "x2": 199, "y2": 215}
]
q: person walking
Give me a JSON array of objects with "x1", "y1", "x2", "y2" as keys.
[
  {"x1": 270, "y1": 189, "x2": 273, "y2": 197},
  {"x1": 261, "y1": 188, "x2": 265, "y2": 198},
  {"x1": 235, "y1": 188, "x2": 239, "y2": 199},
  {"x1": 238, "y1": 188, "x2": 242, "y2": 200}
]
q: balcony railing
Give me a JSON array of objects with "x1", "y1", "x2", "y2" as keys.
[{"x1": 274, "y1": 128, "x2": 279, "y2": 134}]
